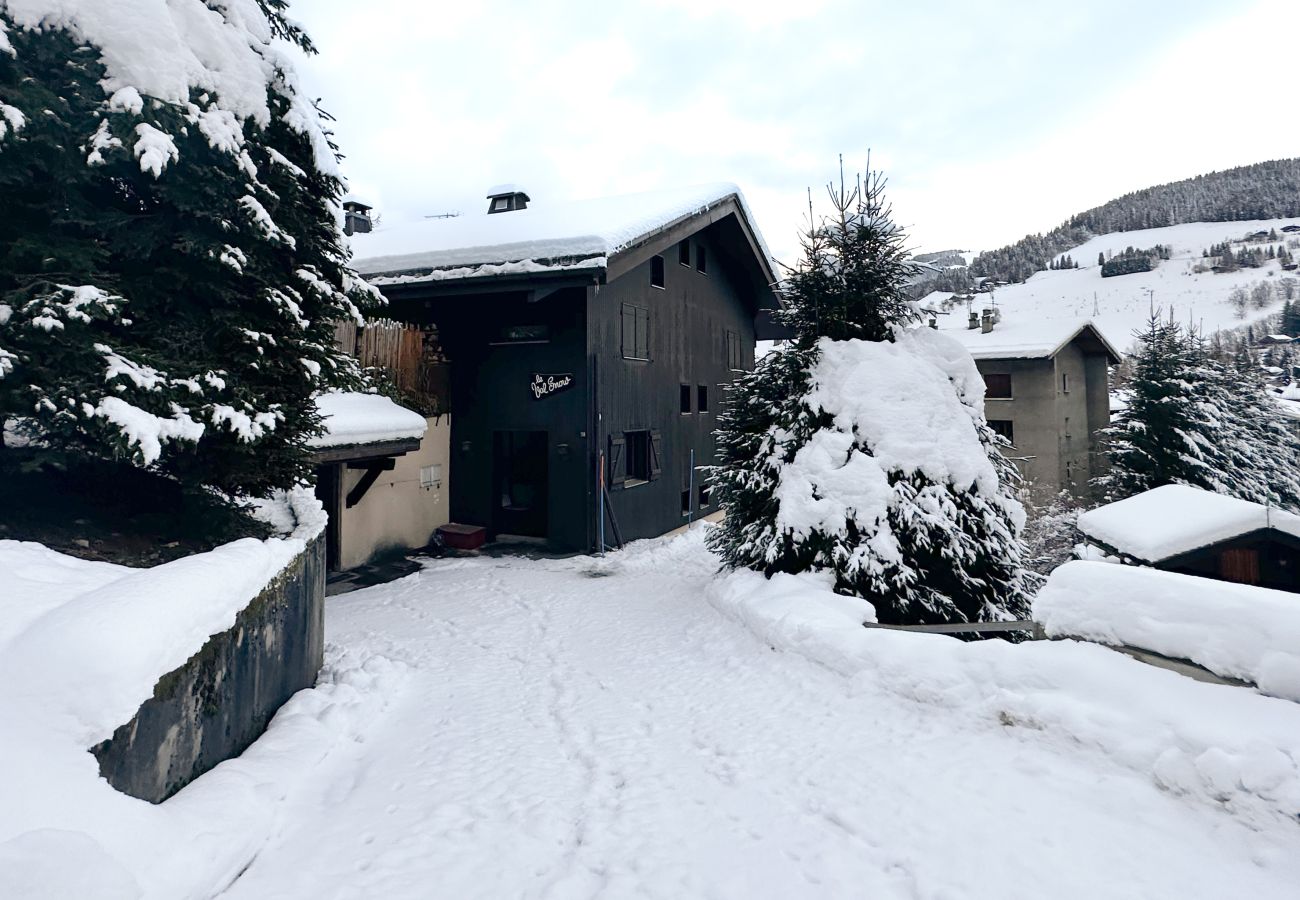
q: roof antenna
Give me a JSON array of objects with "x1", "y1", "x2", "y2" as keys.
[{"x1": 1092, "y1": 292, "x2": 1099, "y2": 317}]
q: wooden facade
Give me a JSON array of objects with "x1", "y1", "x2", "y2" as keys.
[
  {"x1": 1154, "y1": 528, "x2": 1300, "y2": 593},
  {"x1": 367, "y1": 198, "x2": 776, "y2": 552}
]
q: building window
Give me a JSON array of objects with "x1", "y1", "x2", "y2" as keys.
[
  {"x1": 491, "y1": 197, "x2": 510, "y2": 212},
  {"x1": 491, "y1": 323, "x2": 550, "y2": 345},
  {"x1": 622, "y1": 303, "x2": 650, "y2": 360},
  {"x1": 651, "y1": 254, "x2": 665, "y2": 289},
  {"x1": 678, "y1": 240, "x2": 691, "y2": 267},
  {"x1": 698, "y1": 482, "x2": 712, "y2": 508},
  {"x1": 988, "y1": 419, "x2": 1014, "y2": 444},
  {"x1": 622, "y1": 429, "x2": 661, "y2": 485},
  {"x1": 697, "y1": 384, "x2": 709, "y2": 413},
  {"x1": 984, "y1": 372, "x2": 1012, "y2": 399},
  {"x1": 1065, "y1": 460, "x2": 1076, "y2": 482},
  {"x1": 696, "y1": 244, "x2": 708, "y2": 274},
  {"x1": 726, "y1": 330, "x2": 743, "y2": 371},
  {"x1": 1061, "y1": 372, "x2": 1071, "y2": 393},
  {"x1": 680, "y1": 383, "x2": 692, "y2": 414},
  {"x1": 681, "y1": 488, "x2": 693, "y2": 517}
]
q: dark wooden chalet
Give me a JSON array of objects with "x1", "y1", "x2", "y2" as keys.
[
  {"x1": 348, "y1": 184, "x2": 780, "y2": 553},
  {"x1": 1077, "y1": 484, "x2": 1300, "y2": 593}
]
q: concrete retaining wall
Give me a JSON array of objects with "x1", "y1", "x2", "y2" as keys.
[{"x1": 91, "y1": 533, "x2": 326, "y2": 803}]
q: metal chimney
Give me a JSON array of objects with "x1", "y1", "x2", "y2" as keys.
[{"x1": 343, "y1": 200, "x2": 373, "y2": 235}]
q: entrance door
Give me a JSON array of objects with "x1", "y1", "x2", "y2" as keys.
[{"x1": 492, "y1": 431, "x2": 548, "y2": 538}]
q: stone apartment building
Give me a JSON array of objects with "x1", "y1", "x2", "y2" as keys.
[{"x1": 951, "y1": 315, "x2": 1120, "y2": 500}]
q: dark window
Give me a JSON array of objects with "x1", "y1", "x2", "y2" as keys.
[
  {"x1": 491, "y1": 323, "x2": 549, "y2": 344},
  {"x1": 680, "y1": 383, "x2": 692, "y2": 414},
  {"x1": 621, "y1": 303, "x2": 650, "y2": 360},
  {"x1": 651, "y1": 254, "x2": 665, "y2": 289},
  {"x1": 1061, "y1": 372, "x2": 1071, "y2": 393},
  {"x1": 988, "y1": 419, "x2": 1014, "y2": 444},
  {"x1": 681, "y1": 488, "x2": 692, "y2": 517},
  {"x1": 491, "y1": 197, "x2": 510, "y2": 212},
  {"x1": 623, "y1": 429, "x2": 662, "y2": 484},
  {"x1": 698, "y1": 482, "x2": 712, "y2": 508},
  {"x1": 697, "y1": 384, "x2": 709, "y2": 413},
  {"x1": 726, "y1": 330, "x2": 742, "y2": 371},
  {"x1": 984, "y1": 372, "x2": 1012, "y2": 399},
  {"x1": 696, "y1": 244, "x2": 707, "y2": 274},
  {"x1": 678, "y1": 240, "x2": 691, "y2": 267}
]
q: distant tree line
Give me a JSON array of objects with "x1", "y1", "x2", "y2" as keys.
[
  {"x1": 971, "y1": 158, "x2": 1300, "y2": 284},
  {"x1": 1101, "y1": 244, "x2": 1169, "y2": 278}
]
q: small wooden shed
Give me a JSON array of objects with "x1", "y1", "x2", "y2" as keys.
[{"x1": 1078, "y1": 485, "x2": 1300, "y2": 593}]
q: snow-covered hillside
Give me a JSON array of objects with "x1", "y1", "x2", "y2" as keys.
[{"x1": 927, "y1": 218, "x2": 1300, "y2": 351}]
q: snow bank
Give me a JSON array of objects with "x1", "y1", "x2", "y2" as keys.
[
  {"x1": 709, "y1": 567, "x2": 1300, "y2": 827},
  {"x1": 309, "y1": 391, "x2": 427, "y2": 448},
  {"x1": 350, "y1": 183, "x2": 771, "y2": 281},
  {"x1": 1034, "y1": 560, "x2": 1300, "y2": 701},
  {"x1": 1077, "y1": 483, "x2": 1300, "y2": 562},
  {"x1": 0, "y1": 488, "x2": 388, "y2": 899}
]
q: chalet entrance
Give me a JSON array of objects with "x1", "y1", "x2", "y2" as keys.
[{"x1": 492, "y1": 430, "x2": 548, "y2": 538}]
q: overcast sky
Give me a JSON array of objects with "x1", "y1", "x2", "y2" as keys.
[{"x1": 292, "y1": 0, "x2": 1300, "y2": 265}]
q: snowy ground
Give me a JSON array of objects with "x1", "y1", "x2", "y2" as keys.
[{"x1": 208, "y1": 529, "x2": 1300, "y2": 900}]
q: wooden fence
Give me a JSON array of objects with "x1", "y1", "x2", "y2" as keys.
[{"x1": 334, "y1": 318, "x2": 449, "y2": 415}]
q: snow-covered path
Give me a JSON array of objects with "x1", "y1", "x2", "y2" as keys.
[{"x1": 221, "y1": 533, "x2": 1299, "y2": 899}]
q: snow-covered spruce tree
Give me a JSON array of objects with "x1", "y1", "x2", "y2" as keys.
[
  {"x1": 709, "y1": 162, "x2": 1029, "y2": 625},
  {"x1": 1100, "y1": 315, "x2": 1300, "y2": 509},
  {"x1": 0, "y1": 2, "x2": 377, "y2": 498}
]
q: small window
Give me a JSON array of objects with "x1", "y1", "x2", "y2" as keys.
[
  {"x1": 621, "y1": 303, "x2": 650, "y2": 360},
  {"x1": 697, "y1": 384, "x2": 709, "y2": 413},
  {"x1": 1061, "y1": 372, "x2": 1071, "y2": 393},
  {"x1": 726, "y1": 330, "x2": 743, "y2": 371},
  {"x1": 491, "y1": 197, "x2": 510, "y2": 212},
  {"x1": 651, "y1": 254, "x2": 665, "y2": 289},
  {"x1": 623, "y1": 429, "x2": 660, "y2": 484},
  {"x1": 678, "y1": 240, "x2": 691, "y2": 267},
  {"x1": 680, "y1": 383, "x2": 692, "y2": 414},
  {"x1": 984, "y1": 372, "x2": 1012, "y2": 399},
  {"x1": 681, "y1": 488, "x2": 693, "y2": 517},
  {"x1": 698, "y1": 482, "x2": 712, "y2": 508},
  {"x1": 696, "y1": 244, "x2": 707, "y2": 274},
  {"x1": 988, "y1": 419, "x2": 1014, "y2": 444},
  {"x1": 1065, "y1": 460, "x2": 1076, "y2": 482}
]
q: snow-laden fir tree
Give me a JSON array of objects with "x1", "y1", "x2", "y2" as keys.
[
  {"x1": 709, "y1": 161, "x2": 1029, "y2": 625},
  {"x1": 1101, "y1": 313, "x2": 1300, "y2": 509},
  {"x1": 0, "y1": 1, "x2": 378, "y2": 497}
]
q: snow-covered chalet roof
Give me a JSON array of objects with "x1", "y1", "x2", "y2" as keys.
[
  {"x1": 309, "y1": 392, "x2": 427, "y2": 449},
  {"x1": 944, "y1": 315, "x2": 1121, "y2": 363},
  {"x1": 349, "y1": 183, "x2": 777, "y2": 288},
  {"x1": 1077, "y1": 484, "x2": 1300, "y2": 563}
]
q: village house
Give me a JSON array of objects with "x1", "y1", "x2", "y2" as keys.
[
  {"x1": 1078, "y1": 484, "x2": 1300, "y2": 592},
  {"x1": 948, "y1": 312, "x2": 1120, "y2": 500},
  {"x1": 339, "y1": 183, "x2": 780, "y2": 556}
]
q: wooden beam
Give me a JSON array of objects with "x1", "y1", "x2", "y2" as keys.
[
  {"x1": 309, "y1": 437, "x2": 421, "y2": 465},
  {"x1": 345, "y1": 459, "x2": 395, "y2": 509}
]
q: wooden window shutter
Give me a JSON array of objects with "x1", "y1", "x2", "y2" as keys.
[
  {"x1": 649, "y1": 429, "x2": 663, "y2": 481},
  {"x1": 609, "y1": 436, "x2": 626, "y2": 487}
]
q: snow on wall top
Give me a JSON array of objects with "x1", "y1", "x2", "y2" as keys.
[
  {"x1": 942, "y1": 314, "x2": 1119, "y2": 361},
  {"x1": 309, "y1": 391, "x2": 427, "y2": 449},
  {"x1": 1077, "y1": 484, "x2": 1300, "y2": 562},
  {"x1": 1034, "y1": 560, "x2": 1300, "y2": 702},
  {"x1": 350, "y1": 183, "x2": 766, "y2": 283},
  {"x1": 0, "y1": 0, "x2": 338, "y2": 174}
]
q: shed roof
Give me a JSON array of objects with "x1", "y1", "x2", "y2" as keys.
[
  {"x1": 308, "y1": 391, "x2": 427, "y2": 450},
  {"x1": 1077, "y1": 484, "x2": 1300, "y2": 563},
  {"x1": 348, "y1": 183, "x2": 777, "y2": 291},
  {"x1": 945, "y1": 316, "x2": 1121, "y2": 363}
]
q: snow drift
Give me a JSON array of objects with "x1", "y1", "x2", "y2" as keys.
[{"x1": 1034, "y1": 560, "x2": 1300, "y2": 702}]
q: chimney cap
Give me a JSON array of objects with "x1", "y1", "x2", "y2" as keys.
[{"x1": 343, "y1": 199, "x2": 373, "y2": 212}]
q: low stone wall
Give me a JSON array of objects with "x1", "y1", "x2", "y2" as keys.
[{"x1": 92, "y1": 533, "x2": 326, "y2": 803}]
